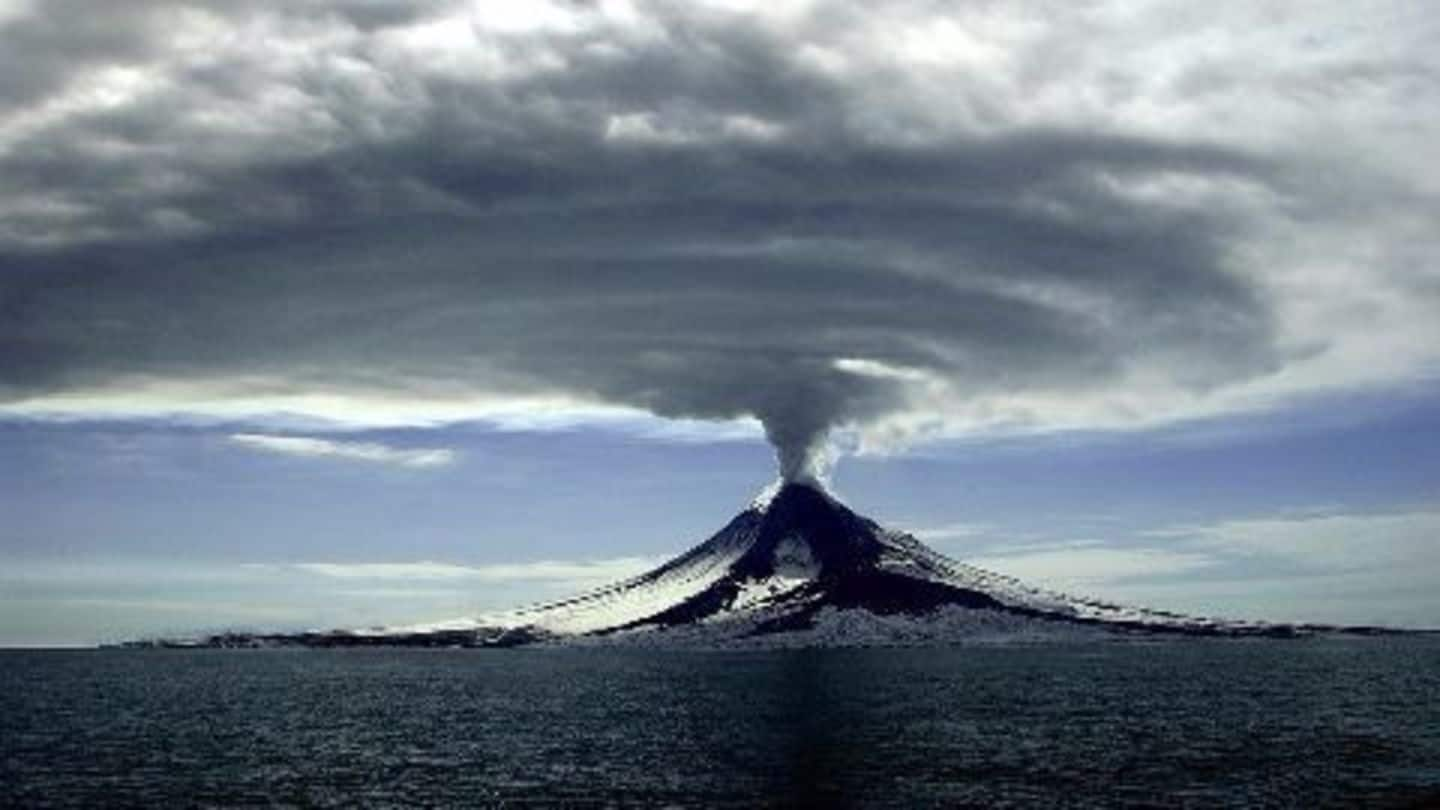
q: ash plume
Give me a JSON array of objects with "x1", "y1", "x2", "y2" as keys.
[
  {"x1": 1, "y1": 1, "x2": 1436, "y2": 458},
  {"x1": 758, "y1": 396, "x2": 841, "y2": 485}
]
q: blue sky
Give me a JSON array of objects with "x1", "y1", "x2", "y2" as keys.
[
  {"x1": 2, "y1": 1, "x2": 1438, "y2": 644},
  {"x1": 5, "y1": 383, "x2": 1437, "y2": 645}
]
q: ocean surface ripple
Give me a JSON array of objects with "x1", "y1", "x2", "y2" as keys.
[{"x1": 3, "y1": 638, "x2": 1439, "y2": 807}]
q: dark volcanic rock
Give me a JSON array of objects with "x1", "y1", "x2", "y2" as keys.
[{"x1": 139, "y1": 482, "x2": 1415, "y2": 648}]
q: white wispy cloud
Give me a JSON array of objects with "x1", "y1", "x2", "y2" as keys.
[
  {"x1": 910, "y1": 522, "x2": 994, "y2": 543},
  {"x1": 968, "y1": 541, "x2": 1217, "y2": 588},
  {"x1": 953, "y1": 507, "x2": 1440, "y2": 625},
  {"x1": 1149, "y1": 509, "x2": 1440, "y2": 572},
  {"x1": 284, "y1": 557, "x2": 662, "y2": 584},
  {"x1": 228, "y1": 433, "x2": 456, "y2": 468},
  {"x1": 923, "y1": 506, "x2": 1440, "y2": 588}
]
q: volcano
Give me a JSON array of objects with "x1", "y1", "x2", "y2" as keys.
[{"x1": 248, "y1": 480, "x2": 1327, "y2": 650}]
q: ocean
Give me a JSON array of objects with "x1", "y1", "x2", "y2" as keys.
[{"x1": 3, "y1": 637, "x2": 1438, "y2": 807}]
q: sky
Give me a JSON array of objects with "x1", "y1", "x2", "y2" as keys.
[{"x1": 1, "y1": 0, "x2": 1438, "y2": 645}]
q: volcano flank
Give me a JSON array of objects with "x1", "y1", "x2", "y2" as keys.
[{"x1": 159, "y1": 482, "x2": 1392, "y2": 650}]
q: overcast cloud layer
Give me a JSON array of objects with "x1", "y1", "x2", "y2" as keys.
[{"x1": 2, "y1": 0, "x2": 1437, "y2": 477}]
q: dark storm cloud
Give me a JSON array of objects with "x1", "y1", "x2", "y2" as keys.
[
  {"x1": 0, "y1": 0, "x2": 445, "y2": 106},
  {"x1": 1, "y1": 0, "x2": 1433, "y2": 475},
  {"x1": 0, "y1": 0, "x2": 167, "y2": 107}
]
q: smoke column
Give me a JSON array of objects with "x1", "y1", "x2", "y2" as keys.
[{"x1": 758, "y1": 396, "x2": 840, "y2": 486}]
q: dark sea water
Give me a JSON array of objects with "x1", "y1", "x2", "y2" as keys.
[{"x1": 3, "y1": 638, "x2": 1439, "y2": 808}]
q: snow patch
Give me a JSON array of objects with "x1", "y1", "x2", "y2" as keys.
[
  {"x1": 566, "y1": 604, "x2": 1114, "y2": 649},
  {"x1": 363, "y1": 485, "x2": 1269, "y2": 646}
]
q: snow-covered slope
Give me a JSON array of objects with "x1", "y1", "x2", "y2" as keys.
[{"x1": 374, "y1": 481, "x2": 1296, "y2": 647}]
